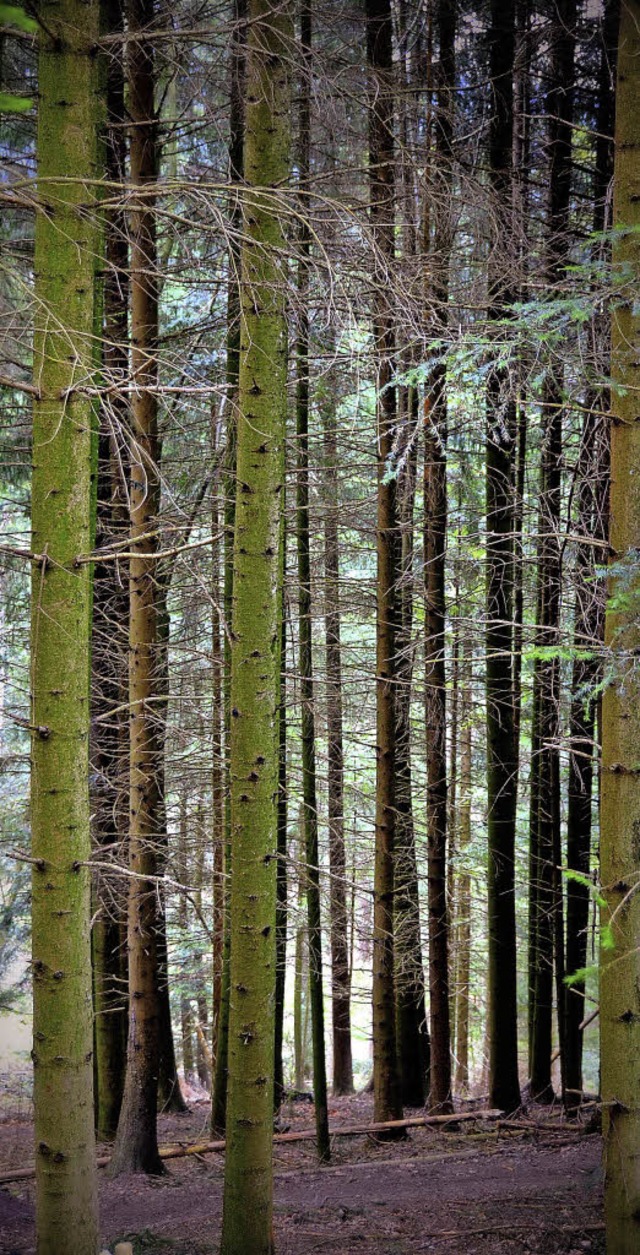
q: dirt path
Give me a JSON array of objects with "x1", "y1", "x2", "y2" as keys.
[{"x1": 0, "y1": 1099, "x2": 603, "y2": 1254}]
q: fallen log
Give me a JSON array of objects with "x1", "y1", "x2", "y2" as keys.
[{"x1": 0, "y1": 1109, "x2": 505, "y2": 1184}]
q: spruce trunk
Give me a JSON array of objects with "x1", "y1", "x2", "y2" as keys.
[
  {"x1": 219, "y1": 2, "x2": 291, "y2": 1248},
  {"x1": 366, "y1": 0, "x2": 403, "y2": 1132},
  {"x1": 485, "y1": 0, "x2": 521, "y2": 1115},
  {"x1": 109, "y1": 0, "x2": 164, "y2": 1175},
  {"x1": 322, "y1": 370, "x2": 354, "y2": 1098},
  {"x1": 212, "y1": 0, "x2": 246, "y2": 1136},
  {"x1": 31, "y1": 1, "x2": 101, "y2": 1247},
  {"x1": 600, "y1": 4, "x2": 640, "y2": 1248},
  {"x1": 295, "y1": 1, "x2": 330, "y2": 1161}
]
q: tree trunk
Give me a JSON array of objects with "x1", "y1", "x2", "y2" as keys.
[
  {"x1": 273, "y1": 509, "x2": 288, "y2": 1109},
  {"x1": 295, "y1": 0, "x2": 330, "y2": 1162},
  {"x1": 322, "y1": 367, "x2": 354, "y2": 1098},
  {"x1": 395, "y1": 397, "x2": 429, "y2": 1107},
  {"x1": 30, "y1": 1, "x2": 101, "y2": 1247},
  {"x1": 110, "y1": 0, "x2": 164, "y2": 1175},
  {"x1": 219, "y1": 1, "x2": 292, "y2": 1248},
  {"x1": 366, "y1": 0, "x2": 403, "y2": 1133},
  {"x1": 211, "y1": 0, "x2": 246, "y2": 1139},
  {"x1": 423, "y1": 0, "x2": 455, "y2": 1116},
  {"x1": 212, "y1": 426, "x2": 225, "y2": 1072},
  {"x1": 600, "y1": 5, "x2": 640, "y2": 1250},
  {"x1": 91, "y1": 0, "x2": 129, "y2": 1145},
  {"x1": 454, "y1": 639, "x2": 472, "y2": 1095},
  {"x1": 564, "y1": 0, "x2": 617, "y2": 1113},
  {"x1": 485, "y1": 0, "x2": 521, "y2": 1115},
  {"x1": 529, "y1": 0, "x2": 576, "y2": 1103}
]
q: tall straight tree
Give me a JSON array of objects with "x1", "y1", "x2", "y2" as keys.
[
  {"x1": 295, "y1": 1, "x2": 330, "y2": 1160},
  {"x1": 366, "y1": 0, "x2": 403, "y2": 1131},
  {"x1": 212, "y1": 0, "x2": 247, "y2": 1135},
  {"x1": 322, "y1": 372, "x2": 354, "y2": 1096},
  {"x1": 219, "y1": 0, "x2": 292, "y2": 1249},
  {"x1": 600, "y1": 1, "x2": 640, "y2": 1247},
  {"x1": 564, "y1": 0, "x2": 618, "y2": 1108},
  {"x1": 484, "y1": 0, "x2": 522, "y2": 1114},
  {"x1": 424, "y1": 0, "x2": 455, "y2": 1114},
  {"x1": 91, "y1": 0, "x2": 129, "y2": 1143},
  {"x1": 528, "y1": 0, "x2": 576, "y2": 1104},
  {"x1": 110, "y1": 0, "x2": 164, "y2": 1175},
  {"x1": 30, "y1": 0, "x2": 101, "y2": 1248}
]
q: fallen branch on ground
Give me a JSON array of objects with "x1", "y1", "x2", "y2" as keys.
[{"x1": 0, "y1": 1107, "x2": 593, "y2": 1185}]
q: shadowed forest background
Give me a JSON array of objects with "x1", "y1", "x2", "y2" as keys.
[{"x1": 0, "y1": 0, "x2": 639, "y2": 1252}]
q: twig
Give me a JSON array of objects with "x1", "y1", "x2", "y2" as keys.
[{"x1": 0, "y1": 1111, "x2": 506, "y2": 1183}]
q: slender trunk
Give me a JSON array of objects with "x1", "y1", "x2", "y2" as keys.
[
  {"x1": 601, "y1": 10, "x2": 640, "y2": 1250},
  {"x1": 273, "y1": 510, "x2": 287, "y2": 1109},
  {"x1": 366, "y1": 0, "x2": 403, "y2": 1132},
  {"x1": 31, "y1": 6, "x2": 101, "y2": 1246},
  {"x1": 322, "y1": 369, "x2": 354, "y2": 1097},
  {"x1": 212, "y1": 426, "x2": 225, "y2": 1069},
  {"x1": 564, "y1": 0, "x2": 617, "y2": 1112},
  {"x1": 485, "y1": 0, "x2": 521, "y2": 1115},
  {"x1": 294, "y1": 1, "x2": 329, "y2": 1161},
  {"x1": 454, "y1": 640, "x2": 472, "y2": 1095},
  {"x1": 178, "y1": 797, "x2": 195, "y2": 1082},
  {"x1": 424, "y1": 0, "x2": 455, "y2": 1114},
  {"x1": 219, "y1": 2, "x2": 292, "y2": 1248},
  {"x1": 529, "y1": 0, "x2": 576, "y2": 1102},
  {"x1": 91, "y1": 0, "x2": 129, "y2": 1144},
  {"x1": 294, "y1": 829, "x2": 308, "y2": 1091},
  {"x1": 110, "y1": 0, "x2": 164, "y2": 1174},
  {"x1": 395, "y1": 399, "x2": 429, "y2": 1107},
  {"x1": 212, "y1": 0, "x2": 246, "y2": 1136}
]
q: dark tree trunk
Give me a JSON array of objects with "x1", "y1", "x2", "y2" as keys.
[
  {"x1": 395, "y1": 397, "x2": 429, "y2": 1107},
  {"x1": 366, "y1": 0, "x2": 403, "y2": 1132},
  {"x1": 564, "y1": 0, "x2": 617, "y2": 1111},
  {"x1": 423, "y1": 0, "x2": 455, "y2": 1116},
  {"x1": 529, "y1": 0, "x2": 577, "y2": 1104},
  {"x1": 91, "y1": 0, "x2": 129, "y2": 1144},
  {"x1": 110, "y1": 0, "x2": 164, "y2": 1174},
  {"x1": 485, "y1": 0, "x2": 521, "y2": 1115}
]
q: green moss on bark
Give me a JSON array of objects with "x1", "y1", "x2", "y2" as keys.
[
  {"x1": 31, "y1": 2, "x2": 102, "y2": 1250},
  {"x1": 219, "y1": 2, "x2": 292, "y2": 1250},
  {"x1": 601, "y1": 3, "x2": 640, "y2": 1249}
]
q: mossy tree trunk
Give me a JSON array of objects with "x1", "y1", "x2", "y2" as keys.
[
  {"x1": 109, "y1": 0, "x2": 164, "y2": 1176},
  {"x1": 219, "y1": 1, "x2": 292, "y2": 1248},
  {"x1": 212, "y1": 0, "x2": 247, "y2": 1137},
  {"x1": 600, "y1": 3, "x2": 640, "y2": 1249},
  {"x1": 30, "y1": 0, "x2": 102, "y2": 1247}
]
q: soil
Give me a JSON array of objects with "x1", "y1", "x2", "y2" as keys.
[{"x1": 0, "y1": 1094, "x2": 603, "y2": 1254}]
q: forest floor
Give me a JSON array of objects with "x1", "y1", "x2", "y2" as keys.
[{"x1": 0, "y1": 1091, "x2": 603, "y2": 1254}]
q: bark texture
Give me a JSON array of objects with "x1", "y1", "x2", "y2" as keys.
[
  {"x1": 485, "y1": 0, "x2": 521, "y2": 1115},
  {"x1": 109, "y1": 0, "x2": 164, "y2": 1175},
  {"x1": 366, "y1": 0, "x2": 403, "y2": 1131},
  {"x1": 31, "y1": 1, "x2": 101, "y2": 1247},
  {"x1": 600, "y1": 4, "x2": 640, "y2": 1249},
  {"x1": 219, "y1": 1, "x2": 291, "y2": 1248}
]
